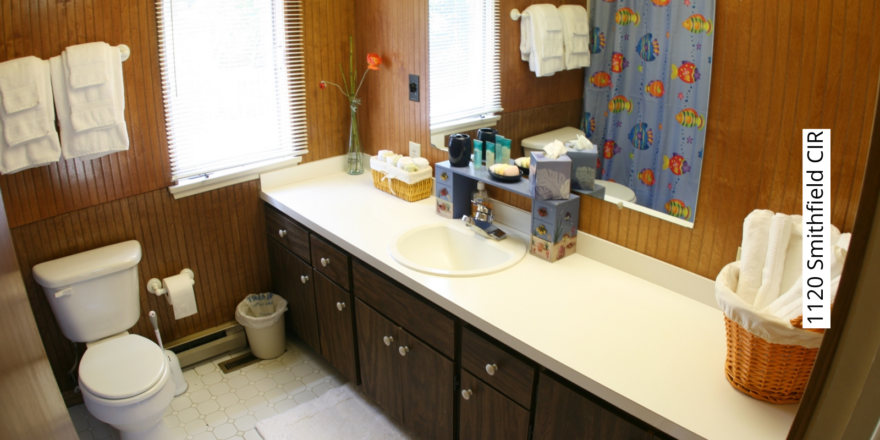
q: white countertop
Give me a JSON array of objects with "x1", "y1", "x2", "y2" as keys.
[{"x1": 260, "y1": 162, "x2": 797, "y2": 440}]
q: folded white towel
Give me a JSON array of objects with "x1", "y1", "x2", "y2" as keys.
[
  {"x1": 752, "y1": 214, "x2": 792, "y2": 309},
  {"x1": 385, "y1": 154, "x2": 402, "y2": 166},
  {"x1": 558, "y1": 5, "x2": 591, "y2": 70},
  {"x1": 377, "y1": 150, "x2": 395, "y2": 159},
  {"x1": 51, "y1": 45, "x2": 129, "y2": 161},
  {"x1": 520, "y1": 9, "x2": 532, "y2": 62},
  {"x1": 736, "y1": 210, "x2": 774, "y2": 305},
  {"x1": 66, "y1": 42, "x2": 110, "y2": 89},
  {"x1": 0, "y1": 57, "x2": 41, "y2": 115},
  {"x1": 413, "y1": 157, "x2": 430, "y2": 170},
  {"x1": 525, "y1": 5, "x2": 565, "y2": 77},
  {"x1": 780, "y1": 218, "x2": 840, "y2": 294},
  {"x1": 0, "y1": 59, "x2": 61, "y2": 174},
  {"x1": 396, "y1": 157, "x2": 414, "y2": 169}
]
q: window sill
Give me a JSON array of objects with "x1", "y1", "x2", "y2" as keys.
[
  {"x1": 168, "y1": 157, "x2": 303, "y2": 199},
  {"x1": 430, "y1": 115, "x2": 502, "y2": 151}
]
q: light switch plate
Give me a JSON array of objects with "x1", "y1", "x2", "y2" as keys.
[
  {"x1": 408, "y1": 74, "x2": 419, "y2": 102},
  {"x1": 409, "y1": 142, "x2": 421, "y2": 158}
]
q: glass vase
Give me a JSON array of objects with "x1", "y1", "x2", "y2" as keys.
[{"x1": 347, "y1": 105, "x2": 364, "y2": 175}]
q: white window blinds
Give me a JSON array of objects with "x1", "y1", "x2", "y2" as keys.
[
  {"x1": 428, "y1": 0, "x2": 501, "y2": 132},
  {"x1": 157, "y1": 0, "x2": 307, "y2": 183}
]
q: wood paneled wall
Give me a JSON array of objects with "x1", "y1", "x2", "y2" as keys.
[
  {"x1": 12, "y1": 180, "x2": 271, "y2": 393},
  {"x1": 358, "y1": 0, "x2": 879, "y2": 280},
  {"x1": 0, "y1": 0, "x2": 354, "y2": 395}
]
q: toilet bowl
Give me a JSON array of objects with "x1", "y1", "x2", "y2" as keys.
[
  {"x1": 32, "y1": 241, "x2": 175, "y2": 440},
  {"x1": 79, "y1": 334, "x2": 174, "y2": 440},
  {"x1": 596, "y1": 179, "x2": 637, "y2": 203}
]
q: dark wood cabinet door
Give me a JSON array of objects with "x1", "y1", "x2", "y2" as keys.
[
  {"x1": 355, "y1": 299, "x2": 403, "y2": 422},
  {"x1": 399, "y1": 329, "x2": 454, "y2": 440},
  {"x1": 459, "y1": 370, "x2": 530, "y2": 440},
  {"x1": 268, "y1": 238, "x2": 321, "y2": 353},
  {"x1": 534, "y1": 372, "x2": 651, "y2": 440},
  {"x1": 313, "y1": 272, "x2": 357, "y2": 382}
]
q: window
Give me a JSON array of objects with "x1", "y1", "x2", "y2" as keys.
[
  {"x1": 428, "y1": 0, "x2": 502, "y2": 135},
  {"x1": 157, "y1": 0, "x2": 306, "y2": 197}
]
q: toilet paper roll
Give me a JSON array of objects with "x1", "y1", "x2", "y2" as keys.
[{"x1": 163, "y1": 273, "x2": 197, "y2": 320}]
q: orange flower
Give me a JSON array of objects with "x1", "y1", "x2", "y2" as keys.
[{"x1": 366, "y1": 53, "x2": 382, "y2": 70}]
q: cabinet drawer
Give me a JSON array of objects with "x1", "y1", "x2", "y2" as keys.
[
  {"x1": 353, "y1": 262, "x2": 455, "y2": 358},
  {"x1": 310, "y1": 234, "x2": 351, "y2": 290},
  {"x1": 460, "y1": 370, "x2": 530, "y2": 440},
  {"x1": 265, "y1": 205, "x2": 310, "y2": 263},
  {"x1": 462, "y1": 327, "x2": 535, "y2": 409}
]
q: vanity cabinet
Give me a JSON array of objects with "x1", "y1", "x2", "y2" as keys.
[
  {"x1": 459, "y1": 370, "x2": 530, "y2": 440},
  {"x1": 313, "y1": 272, "x2": 357, "y2": 382},
  {"x1": 267, "y1": 238, "x2": 320, "y2": 352},
  {"x1": 533, "y1": 372, "x2": 652, "y2": 440}
]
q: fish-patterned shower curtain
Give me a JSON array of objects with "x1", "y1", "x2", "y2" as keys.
[{"x1": 582, "y1": 0, "x2": 715, "y2": 223}]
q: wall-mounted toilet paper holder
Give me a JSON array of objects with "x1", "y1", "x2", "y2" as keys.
[{"x1": 147, "y1": 269, "x2": 195, "y2": 296}]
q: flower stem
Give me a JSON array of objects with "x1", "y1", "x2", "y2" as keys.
[
  {"x1": 323, "y1": 81, "x2": 350, "y2": 100},
  {"x1": 354, "y1": 69, "x2": 371, "y2": 99},
  {"x1": 338, "y1": 63, "x2": 349, "y2": 97}
]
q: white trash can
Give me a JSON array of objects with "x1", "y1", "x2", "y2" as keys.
[{"x1": 235, "y1": 293, "x2": 288, "y2": 359}]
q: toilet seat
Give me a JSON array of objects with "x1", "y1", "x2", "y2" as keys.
[{"x1": 79, "y1": 334, "x2": 167, "y2": 400}]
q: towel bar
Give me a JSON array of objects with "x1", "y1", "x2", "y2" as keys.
[
  {"x1": 118, "y1": 44, "x2": 131, "y2": 62},
  {"x1": 510, "y1": 8, "x2": 530, "y2": 21}
]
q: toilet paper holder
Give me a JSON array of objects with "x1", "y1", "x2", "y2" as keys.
[{"x1": 147, "y1": 269, "x2": 195, "y2": 296}]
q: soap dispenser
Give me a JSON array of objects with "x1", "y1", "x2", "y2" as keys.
[{"x1": 472, "y1": 182, "x2": 491, "y2": 216}]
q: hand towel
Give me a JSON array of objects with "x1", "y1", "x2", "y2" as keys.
[
  {"x1": 413, "y1": 157, "x2": 430, "y2": 170},
  {"x1": 772, "y1": 275, "x2": 841, "y2": 322},
  {"x1": 735, "y1": 209, "x2": 773, "y2": 305},
  {"x1": 520, "y1": 9, "x2": 532, "y2": 62},
  {"x1": 752, "y1": 213, "x2": 792, "y2": 309},
  {"x1": 0, "y1": 59, "x2": 61, "y2": 174},
  {"x1": 377, "y1": 150, "x2": 395, "y2": 159},
  {"x1": 0, "y1": 57, "x2": 41, "y2": 115},
  {"x1": 525, "y1": 5, "x2": 565, "y2": 77},
  {"x1": 396, "y1": 157, "x2": 414, "y2": 170},
  {"x1": 65, "y1": 42, "x2": 110, "y2": 89},
  {"x1": 51, "y1": 45, "x2": 129, "y2": 161},
  {"x1": 558, "y1": 5, "x2": 591, "y2": 70}
]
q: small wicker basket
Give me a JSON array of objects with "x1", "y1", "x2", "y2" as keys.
[
  {"x1": 723, "y1": 317, "x2": 819, "y2": 404},
  {"x1": 371, "y1": 169, "x2": 433, "y2": 202}
]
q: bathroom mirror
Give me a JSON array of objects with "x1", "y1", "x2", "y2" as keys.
[{"x1": 579, "y1": 0, "x2": 716, "y2": 228}]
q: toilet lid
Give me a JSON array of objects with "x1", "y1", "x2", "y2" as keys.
[{"x1": 79, "y1": 334, "x2": 167, "y2": 400}]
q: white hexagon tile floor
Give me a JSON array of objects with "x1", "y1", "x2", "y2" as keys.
[{"x1": 67, "y1": 338, "x2": 347, "y2": 440}]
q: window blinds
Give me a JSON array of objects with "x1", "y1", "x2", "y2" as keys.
[
  {"x1": 428, "y1": 0, "x2": 501, "y2": 130},
  {"x1": 157, "y1": 0, "x2": 307, "y2": 182}
]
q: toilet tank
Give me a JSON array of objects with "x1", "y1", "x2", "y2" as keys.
[{"x1": 33, "y1": 241, "x2": 143, "y2": 343}]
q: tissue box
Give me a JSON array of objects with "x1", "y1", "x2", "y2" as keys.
[
  {"x1": 567, "y1": 148, "x2": 598, "y2": 191},
  {"x1": 528, "y1": 152, "x2": 571, "y2": 200},
  {"x1": 529, "y1": 197, "x2": 579, "y2": 263}
]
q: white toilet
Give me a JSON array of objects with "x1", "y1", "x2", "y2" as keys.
[{"x1": 33, "y1": 241, "x2": 175, "y2": 440}]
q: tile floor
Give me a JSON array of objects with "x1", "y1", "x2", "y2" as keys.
[{"x1": 68, "y1": 338, "x2": 347, "y2": 440}]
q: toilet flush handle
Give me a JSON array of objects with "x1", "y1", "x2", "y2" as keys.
[{"x1": 54, "y1": 287, "x2": 72, "y2": 298}]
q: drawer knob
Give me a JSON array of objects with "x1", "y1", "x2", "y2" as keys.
[
  {"x1": 383, "y1": 336, "x2": 394, "y2": 346},
  {"x1": 461, "y1": 389, "x2": 473, "y2": 400},
  {"x1": 336, "y1": 302, "x2": 346, "y2": 311},
  {"x1": 486, "y1": 363, "x2": 498, "y2": 376},
  {"x1": 279, "y1": 229, "x2": 287, "y2": 238},
  {"x1": 300, "y1": 275, "x2": 309, "y2": 284},
  {"x1": 399, "y1": 346, "x2": 409, "y2": 357},
  {"x1": 321, "y1": 257, "x2": 331, "y2": 267}
]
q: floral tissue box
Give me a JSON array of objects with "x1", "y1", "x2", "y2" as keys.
[{"x1": 528, "y1": 152, "x2": 571, "y2": 201}]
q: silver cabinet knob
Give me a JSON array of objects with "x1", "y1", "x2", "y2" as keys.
[
  {"x1": 399, "y1": 346, "x2": 409, "y2": 356},
  {"x1": 300, "y1": 275, "x2": 309, "y2": 284},
  {"x1": 336, "y1": 302, "x2": 346, "y2": 311},
  {"x1": 279, "y1": 229, "x2": 287, "y2": 238},
  {"x1": 486, "y1": 364, "x2": 498, "y2": 376},
  {"x1": 461, "y1": 389, "x2": 473, "y2": 400},
  {"x1": 321, "y1": 257, "x2": 330, "y2": 267},
  {"x1": 383, "y1": 336, "x2": 394, "y2": 346}
]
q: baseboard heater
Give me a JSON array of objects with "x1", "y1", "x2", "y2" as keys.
[{"x1": 165, "y1": 321, "x2": 248, "y2": 369}]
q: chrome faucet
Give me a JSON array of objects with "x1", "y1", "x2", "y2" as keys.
[{"x1": 461, "y1": 201, "x2": 507, "y2": 241}]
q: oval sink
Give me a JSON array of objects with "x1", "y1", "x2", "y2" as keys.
[{"x1": 389, "y1": 222, "x2": 526, "y2": 277}]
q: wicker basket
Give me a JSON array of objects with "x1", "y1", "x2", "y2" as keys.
[
  {"x1": 371, "y1": 169, "x2": 433, "y2": 202},
  {"x1": 723, "y1": 316, "x2": 819, "y2": 404}
]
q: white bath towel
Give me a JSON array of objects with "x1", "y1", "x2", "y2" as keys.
[
  {"x1": 66, "y1": 42, "x2": 110, "y2": 89},
  {"x1": 779, "y1": 218, "x2": 840, "y2": 295},
  {"x1": 0, "y1": 57, "x2": 41, "y2": 115},
  {"x1": 558, "y1": 5, "x2": 591, "y2": 70},
  {"x1": 0, "y1": 58, "x2": 61, "y2": 174},
  {"x1": 51, "y1": 45, "x2": 129, "y2": 161},
  {"x1": 752, "y1": 214, "x2": 792, "y2": 309},
  {"x1": 413, "y1": 157, "x2": 430, "y2": 170},
  {"x1": 520, "y1": 9, "x2": 532, "y2": 62},
  {"x1": 736, "y1": 210, "x2": 774, "y2": 305},
  {"x1": 524, "y1": 5, "x2": 565, "y2": 77}
]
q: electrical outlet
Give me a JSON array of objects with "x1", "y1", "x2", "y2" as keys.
[
  {"x1": 408, "y1": 74, "x2": 419, "y2": 102},
  {"x1": 409, "y1": 142, "x2": 421, "y2": 158}
]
